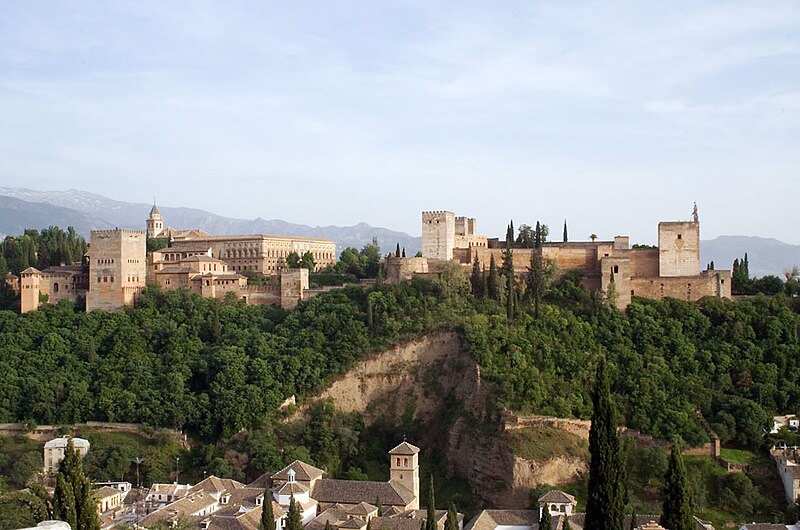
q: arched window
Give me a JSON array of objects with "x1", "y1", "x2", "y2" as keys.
[
  {"x1": 53, "y1": 283, "x2": 59, "y2": 292},
  {"x1": 613, "y1": 265, "x2": 619, "y2": 274}
]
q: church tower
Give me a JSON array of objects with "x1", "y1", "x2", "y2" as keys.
[
  {"x1": 389, "y1": 441, "x2": 420, "y2": 509},
  {"x1": 146, "y1": 203, "x2": 163, "y2": 238}
]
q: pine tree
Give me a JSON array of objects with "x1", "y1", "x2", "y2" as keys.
[
  {"x1": 445, "y1": 503, "x2": 459, "y2": 530},
  {"x1": 563, "y1": 220, "x2": 568, "y2": 243},
  {"x1": 396, "y1": 243, "x2": 401, "y2": 258},
  {"x1": 660, "y1": 444, "x2": 693, "y2": 530},
  {"x1": 53, "y1": 438, "x2": 99, "y2": 530},
  {"x1": 286, "y1": 495, "x2": 303, "y2": 530},
  {"x1": 539, "y1": 505, "x2": 552, "y2": 529},
  {"x1": 488, "y1": 255, "x2": 499, "y2": 300},
  {"x1": 585, "y1": 360, "x2": 626, "y2": 530},
  {"x1": 260, "y1": 488, "x2": 275, "y2": 530},
  {"x1": 426, "y1": 475, "x2": 437, "y2": 530}
]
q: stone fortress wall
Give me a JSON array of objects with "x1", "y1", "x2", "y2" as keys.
[{"x1": 392, "y1": 207, "x2": 731, "y2": 309}]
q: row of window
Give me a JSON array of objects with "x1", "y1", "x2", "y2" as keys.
[
  {"x1": 97, "y1": 276, "x2": 114, "y2": 283},
  {"x1": 97, "y1": 259, "x2": 115, "y2": 264}
]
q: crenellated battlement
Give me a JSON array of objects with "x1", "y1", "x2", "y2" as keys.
[
  {"x1": 91, "y1": 229, "x2": 146, "y2": 238},
  {"x1": 422, "y1": 210, "x2": 454, "y2": 218}
]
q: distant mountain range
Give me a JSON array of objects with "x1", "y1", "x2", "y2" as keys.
[
  {"x1": 0, "y1": 188, "x2": 422, "y2": 255},
  {"x1": 700, "y1": 235, "x2": 800, "y2": 279},
  {"x1": 1, "y1": 187, "x2": 798, "y2": 277}
]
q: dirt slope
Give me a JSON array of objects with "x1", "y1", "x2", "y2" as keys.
[{"x1": 303, "y1": 331, "x2": 588, "y2": 508}]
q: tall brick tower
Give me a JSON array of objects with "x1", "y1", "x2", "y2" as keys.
[{"x1": 86, "y1": 229, "x2": 146, "y2": 311}]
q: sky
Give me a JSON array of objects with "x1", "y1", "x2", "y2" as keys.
[{"x1": 1, "y1": 1, "x2": 799, "y2": 245}]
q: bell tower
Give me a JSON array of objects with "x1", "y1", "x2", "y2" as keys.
[
  {"x1": 146, "y1": 202, "x2": 163, "y2": 238},
  {"x1": 389, "y1": 441, "x2": 420, "y2": 509}
]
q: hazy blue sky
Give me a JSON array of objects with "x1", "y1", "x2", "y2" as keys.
[{"x1": 1, "y1": 1, "x2": 799, "y2": 244}]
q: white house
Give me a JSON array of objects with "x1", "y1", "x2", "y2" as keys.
[{"x1": 43, "y1": 436, "x2": 90, "y2": 474}]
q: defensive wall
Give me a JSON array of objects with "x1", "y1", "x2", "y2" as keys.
[{"x1": 411, "y1": 209, "x2": 732, "y2": 309}]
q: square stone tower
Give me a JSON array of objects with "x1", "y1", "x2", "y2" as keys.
[
  {"x1": 389, "y1": 441, "x2": 420, "y2": 509},
  {"x1": 658, "y1": 221, "x2": 700, "y2": 277},
  {"x1": 422, "y1": 211, "x2": 455, "y2": 261},
  {"x1": 86, "y1": 229, "x2": 146, "y2": 311},
  {"x1": 19, "y1": 267, "x2": 42, "y2": 313}
]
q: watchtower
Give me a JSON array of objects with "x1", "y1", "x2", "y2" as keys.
[
  {"x1": 86, "y1": 229, "x2": 146, "y2": 311},
  {"x1": 422, "y1": 211, "x2": 455, "y2": 260},
  {"x1": 19, "y1": 267, "x2": 42, "y2": 313}
]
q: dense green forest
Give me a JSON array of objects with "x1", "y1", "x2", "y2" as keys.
[{"x1": 0, "y1": 267, "x2": 797, "y2": 447}]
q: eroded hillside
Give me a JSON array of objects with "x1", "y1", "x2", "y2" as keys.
[{"x1": 298, "y1": 331, "x2": 589, "y2": 508}]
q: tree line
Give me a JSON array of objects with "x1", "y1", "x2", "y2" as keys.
[{"x1": 1, "y1": 226, "x2": 87, "y2": 276}]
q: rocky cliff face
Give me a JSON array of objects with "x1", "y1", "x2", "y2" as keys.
[{"x1": 302, "y1": 331, "x2": 587, "y2": 508}]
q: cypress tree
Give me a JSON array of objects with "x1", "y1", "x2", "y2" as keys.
[
  {"x1": 445, "y1": 503, "x2": 459, "y2": 530},
  {"x1": 426, "y1": 475, "x2": 436, "y2": 530},
  {"x1": 585, "y1": 360, "x2": 626, "y2": 530},
  {"x1": 375, "y1": 496, "x2": 383, "y2": 517},
  {"x1": 506, "y1": 223, "x2": 515, "y2": 248},
  {"x1": 539, "y1": 506, "x2": 552, "y2": 529},
  {"x1": 366, "y1": 295, "x2": 374, "y2": 332},
  {"x1": 396, "y1": 243, "x2": 401, "y2": 257},
  {"x1": 286, "y1": 496, "x2": 303, "y2": 530},
  {"x1": 502, "y1": 247, "x2": 515, "y2": 320},
  {"x1": 563, "y1": 220, "x2": 568, "y2": 243},
  {"x1": 534, "y1": 221, "x2": 542, "y2": 249},
  {"x1": 488, "y1": 255, "x2": 499, "y2": 300},
  {"x1": 325, "y1": 522, "x2": 334, "y2": 530},
  {"x1": 471, "y1": 259, "x2": 483, "y2": 297},
  {"x1": 562, "y1": 518, "x2": 572, "y2": 530},
  {"x1": 629, "y1": 510, "x2": 637, "y2": 530},
  {"x1": 260, "y1": 488, "x2": 275, "y2": 530},
  {"x1": 53, "y1": 438, "x2": 99, "y2": 530},
  {"x1": 660, "y1": 444, "x2": 693, "y2": 530},
  {"x1": 481, "y1": 265, "x2": 488, "y2": 299},
  {"x1": 402, "y1": 247, "x2": 406, "y2": 258},
  {"x1": 54, "y1": 474, "x2": 77, "y2": 529}
]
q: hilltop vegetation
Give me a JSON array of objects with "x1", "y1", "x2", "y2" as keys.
[
  {"x1": 1, "y1": 262, "x2": 799, "y2": 522},
  {"x1": 0, "y1": 268, "x2": 798, "y2": 448}
]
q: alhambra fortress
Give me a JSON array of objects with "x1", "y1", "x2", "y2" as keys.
[
  {"x1": 12, "y1": 204, "x2": 730, "y2": 313},
  {"x1": 388, "y1": 205, "x2": 731, "y2": 309}
]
